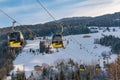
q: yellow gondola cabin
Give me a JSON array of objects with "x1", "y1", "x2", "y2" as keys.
[
  {"x1": 52, "y1": 34, "x2": 63, "y2": 48},
  {"x1": 80, "y1": 64, "x2": 86, "y2": 71},
  {"x1": 95, "y1": 64, "x2": 101, "y2": 71},
  {"x1": 8, "y1": 31, "x2": 24, "y2": 48}
]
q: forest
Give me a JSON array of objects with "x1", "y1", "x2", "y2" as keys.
[
  {"x1": 0, "y1": 12, "x2": 120, "y2": 80},
  {"x1": 10, "y1": 57, "x2": 120, "y2": 80},
  {"x1": 0, "y1": 40, "x2": 26, "y2": 79},
  {"x1": 97, "y1": 35, "x2": 120, "y2": 54}
]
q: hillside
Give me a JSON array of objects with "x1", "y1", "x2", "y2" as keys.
[
  {"x1": 57, "y1": 12, "x2": 120, "y2": 27},
  {"x1": 10, "y1": 27, "x2": 119, "y2": 79}
]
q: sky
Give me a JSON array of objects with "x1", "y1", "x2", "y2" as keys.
[{"x1": 0, "y1": 0, "x2": 120, "y2": 28}]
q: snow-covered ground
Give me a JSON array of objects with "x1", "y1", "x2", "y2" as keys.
[{"x1": 11, "y1": 27, "x2": 120, "y2": 77}]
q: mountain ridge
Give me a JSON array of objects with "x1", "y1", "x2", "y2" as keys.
[{"x1": 0, "y1": 12, "x2": 120, "y2": 40}]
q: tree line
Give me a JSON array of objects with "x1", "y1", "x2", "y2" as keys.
[
  {"x1": 0, "y1": 40, "x2": 26, "y2": 79},
  {"x1": 96, "y1": 35, "x2": 120, "y2": 54}
]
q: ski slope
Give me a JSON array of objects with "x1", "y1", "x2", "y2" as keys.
[{"x1": 11, "y1": 27, "x2": 119, "y2": 77}]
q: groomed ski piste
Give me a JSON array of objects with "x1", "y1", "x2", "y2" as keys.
[{"x1": 10, "y1": 27, "x2": 119, "y2": 78}]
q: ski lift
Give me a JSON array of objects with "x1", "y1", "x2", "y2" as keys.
[
  {"x1": 52, "y1": 33, "x2": 63, "y2": 48},
  {"x1": 8, "y1": 21, "x2": 24, "y2": 48},
  {"x1": 95, "y1": 64, "x2": 101, "y2": 71},
  {"x1": 52, "y1": 23, "x2": 64, "y2": 48},
  {"x1": 80, "y1": 64, "x2": 86, "y2": 71},
  {"x1": 8, "y1": 31, "x2": 24, "y2": 48},
  {"x1": 36, "y1": 0, "x2": 64, "y2": 48}
]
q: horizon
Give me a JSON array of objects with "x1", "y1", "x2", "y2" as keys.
[
  {"x1": 0, "y1": 0, "x2": 120, "y2": 28},
  {"x1": 0, "y1": 11, "x2": 119, "y2": 28}
]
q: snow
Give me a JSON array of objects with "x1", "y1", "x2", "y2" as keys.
[
  {"x1": 11, "y1": 27, "x2": 120, "y2": 78},
  {"x1": 6, "y1": 76, "x2": 11, "y2": 80}
]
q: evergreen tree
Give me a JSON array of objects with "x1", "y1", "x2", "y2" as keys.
[
  {"x1": 42, "y1": 67, "x2": 47, "y2": 76},
  {"x1": 40, "y1": 41, "x2": 45, "y2": 53},
  {"x1": 60, "y1": 70, "x2": 65, "y2": 80},
  {"x1": 72, "y1": 71, "x2": 75, "y2": 79},
  {"x1": 86, "y1": 72, "x2": 91, "y2": 80},
  {"x1": 11, "y1": 72, "x2": 14, "y2": 80},
  {"x1": 55, "y1": 75, "x2": 58, "y2": 80},
  {"x1": 50, "y1": 76, "x2": 53, "y2": 80}
]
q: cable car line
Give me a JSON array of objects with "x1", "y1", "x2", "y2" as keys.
[
  {"x1": 0, "y1": 8, "x2": 39, "y2": 37},
  {"x1": 0, "y1": 9, "x2": 18, "y2": 24},
  {"x1": 36, "y1": 0, "x2": 64, "y2": 48},
  {"x1": 8, "y1": 21, "x2": 25, "y2": 48},
  {"x1": 11, "y1": 20, "x2": 17, "y2": 31},
  {"x1": 36, "y1": 0, "x2": 64, "y2": 34},
  {"x1": 66, "y1": 33, "x2": 101, "y2": 66},
  {"x1": 36, "y1": 0, "x2": 57, "y2": 22},
  {"x1": 62, "y1": 47, "x2": 82, "y2": 61},
  {"x1": 36, "y1": 0, "x2": 82, "y2": 59},
  {"x1": 36, "y1": 0, "x2": 98, "y2": 63},
  {"x1": 36, "y1": 0, "x2": 63, "y2": 33},
  {"x1": 1, "y1": 1, "x2": 102, "y2": 68},
  {"x1": 37, "y1": 1, "x2": 102, "y2": 68},
  {"x1": 0, "y1": 8, "x2": 41, "y2": 48},
  {"x1": 37, "y1": 0, "x2": 86, "y2": 49}
]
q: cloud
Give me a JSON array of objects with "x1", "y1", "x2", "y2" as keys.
[
  {"x1": 0, "y1": 0, "x2": 120, "y2": 27},
  {"x1": 16, "y1": 11, "x2": 52, "y2": 25},
  {"x1": 2, "y1": 4, "x2": 38, "y2": 14},
  {"x1": 58, "y1": 0, "x2": 120, "y2": 17},
  {"x1": 42, "y1": 0, "x2": 120, "y2": 21}
]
